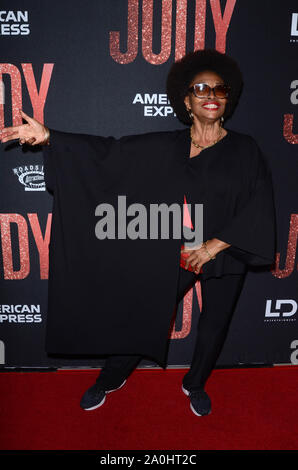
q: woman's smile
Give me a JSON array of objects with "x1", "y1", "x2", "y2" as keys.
[{"x1": 201, "y1": 100, "x2": 221, "y2": 110}]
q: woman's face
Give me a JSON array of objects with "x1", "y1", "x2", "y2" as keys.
[{"x1": 184, "y1": 70, "x2": 228, "y2": 124}]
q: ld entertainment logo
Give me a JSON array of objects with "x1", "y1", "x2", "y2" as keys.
[
  {"x1": 265, "y1": 299, "x2": 297, "y2": 322},
  {"x1": 290, "y1": 13, "x2": 298, "y2": 42},
  {"x1": 13, "y1": 165, "x2": 45, "y2": 191}
]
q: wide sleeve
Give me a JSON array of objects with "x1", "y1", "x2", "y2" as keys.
[
  {"x1": 42, "y1": 129, "x2": 117, "y2": 193},
  {"x1": 212, "y1": 138, "x2": 277, "y2": 266}
]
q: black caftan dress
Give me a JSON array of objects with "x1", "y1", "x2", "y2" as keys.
[{"x1": 42, "y1": 127, "x2": 276, "y2": 367}]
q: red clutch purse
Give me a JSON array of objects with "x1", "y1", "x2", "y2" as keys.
[{"x1": 180, "y1": 245, "x2": 203, "y2": 273}]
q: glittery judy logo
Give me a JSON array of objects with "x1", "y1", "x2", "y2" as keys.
[
  {"x1": 109, "y1": 0, "x2": 236, "y2": 64},
  {"x1": 12, "y1": 164, "x2": 45, "y2": 191}
]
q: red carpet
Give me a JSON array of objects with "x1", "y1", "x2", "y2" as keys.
[{"x1": 0, "y1": 366, "x2": 297, "y2": 450}]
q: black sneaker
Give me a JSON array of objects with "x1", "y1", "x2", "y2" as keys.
[
  {"x1": 80, "y1": 379, "x2": 126, "y2": 411},
  {"x1": 182, "y1": 384, "x2": 211, "y2": 416}
]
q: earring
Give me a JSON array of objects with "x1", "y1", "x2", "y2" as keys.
[
  {"x1": 220, "y1": 116, "x2": 224, "y2": 126},
  {"x1": 187, "y1": 108, "x2": 194, "y2": 120}
]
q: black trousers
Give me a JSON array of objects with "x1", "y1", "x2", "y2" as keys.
[{"x1": 95, "y1": 267, "x2": 247, "y2": 392}]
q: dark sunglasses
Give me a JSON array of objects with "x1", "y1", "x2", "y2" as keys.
[{"x1": 188, "y1": 83, "x2": 230, "y2": 99}]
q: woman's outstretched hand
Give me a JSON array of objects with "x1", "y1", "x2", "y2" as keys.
[{"x1": 0, "y1": 110, "x2": 50, "y2": 146}]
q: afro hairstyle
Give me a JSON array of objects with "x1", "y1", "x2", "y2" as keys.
[{"x1": 166, "y1": 49, "x2": 243, "y2": 125}]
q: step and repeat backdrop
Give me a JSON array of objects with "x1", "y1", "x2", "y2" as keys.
[{"x1": 0, "y1": 0, "x2": 297, "y2": 369}]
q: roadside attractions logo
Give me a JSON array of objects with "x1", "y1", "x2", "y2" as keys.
[{"x1": 13, "y1": 164, "x2": 45, "y2": 191}]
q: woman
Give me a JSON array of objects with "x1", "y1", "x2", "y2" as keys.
[{"x1": 0, "y1": 49, "x2": 276, "y2": 417}]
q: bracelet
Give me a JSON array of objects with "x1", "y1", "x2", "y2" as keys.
[
  {"x1": 202, "y1": 240, "x2": 216, "y2": 260},
  {"x1": 44, "y1": 127, "x2": 50, "y2": 146}
]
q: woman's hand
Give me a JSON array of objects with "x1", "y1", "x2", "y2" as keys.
[
  {"x1": 181, "y1": 238, "x2": 231, "y2": 274},
  {"x1": 0, "y1": 110, "x2": 50, "y2": 146},
  {"x1": 181, "y1": 244, "x2": 211, "y2": 274}
]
